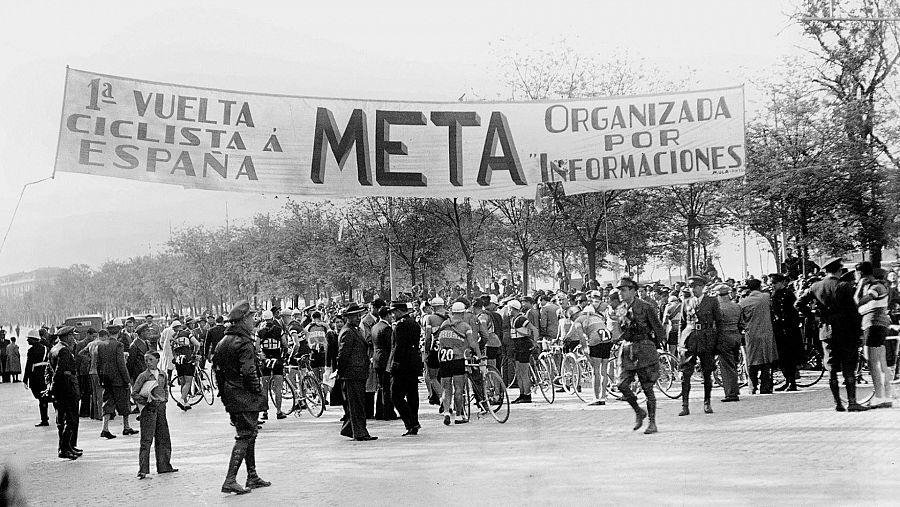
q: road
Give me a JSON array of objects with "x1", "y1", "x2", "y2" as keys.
[{"x1": 0, "y1": 378, "x2": 897, "y2": 506}]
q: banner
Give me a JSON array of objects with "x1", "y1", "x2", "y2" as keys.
[{"x1": 54, "y1": 68, "x2": 745, "y2": 199}]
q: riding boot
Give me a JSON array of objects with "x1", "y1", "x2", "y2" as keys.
[
  {"x1": 678, "y1": 379, "x2": 690, "y2": 416},
  {"x1": 703, "y1": 373, "x2": 713, "y2": 414},
  {"x1": 221, "y1": 439, "x2": 251, "y2": 494},
  {"x1": 829, "y1": 378, "x2": 845, "y2": 411},
  {"x1": 844, "y1": 376, "x2": 870, "y2": 411},
  {"x1": 644, "y1": 390, "x2": 658, "y2": 434},
  {"x1": 624, "y1": 396, "x2": 646, "y2": 431},
  {"x1": 244, "y1": 437, "x2": 271, "y2": 489}
]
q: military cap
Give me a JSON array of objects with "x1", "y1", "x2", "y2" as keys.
[
  {"x1": 768, "y1": 273, "x2": 788, "y2": 284},
  {"x1": 134, "y1": 323, "x2": 150, "y2": 335},
  {"x1": 53, "y1": 326, "x2": 77, "y2": 338},
  {"x1": 225, "y1": 300, "x2": 252, "y2": 322},
  {"x1": 714, "y1": 284, "x2": 732, "y2": 295},
  {"x1": 390, "y1": 300, "x2": 413, "y2": 316},
  {"x1": 687, "y1": 275, "x2": 708, "y2": 287},
  {"x1": 745, "y1": 278, "x2": 762, "y2": 291},
  {"x1": 822, "y1": 256, "x2": 844, "y2": 272}
]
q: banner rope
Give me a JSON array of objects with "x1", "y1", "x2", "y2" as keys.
[{"x1": 0, "y1": 177, "x2": 53, "y2": 258}]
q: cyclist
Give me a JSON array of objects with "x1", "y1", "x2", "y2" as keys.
[
  {"x1": 473, "y1": 299, "x2": 500, "y2": 370},
  {"x1": 305, "y1": 311, "x2": 329, "y2": 382},
  {"x1": 436, "y1": 302, "x2": 481, "y2": 425},
  {"x1": 559, "y1": 306, "x2": 580, "y2": 353},
  {"x1": 171, "y1": 329, "x2": 201, "y2": 411},
  {"x1": 422, "y1": 297, "x2": 447, "y2": 409},
  {"x1": 257, "y1": 311, "x2": 289, "y2": 420},
  {"x1": 567, "y1": 304, "x2": 612, "y2": 406},
  {"x1": 509, "y1": 300, "x2": 538, "y2": 404}
]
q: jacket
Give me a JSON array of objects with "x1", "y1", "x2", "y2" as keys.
[
  {"x1": 388, "y1": 316, "x2": 423, "y2": 376},
  {"x1": 213, "y1": 327, "x2": 267, "y2": 413},
  {"x1": 619, "y1": 298, "x2": 665, "y2": 371},
  {"x1": 97, "y1": 339, "x2": 132, "y2": 387},
  {"x1": 680, "y1": 294, "x2": 723, "y2": 354},
  {"x1": 127, "y1": 336, "x2": 150, "y2": 381},
  {"x1": 23, "y1": 342, "x2": 49, "y2": 390},
  {"x1": 371, "y1": 319, "x2": 392, "y2": 371},
  {"x1": 204, "y1": 324, "x2": 225, "y2": 357},
  {"x1": 50, "y1": 342, "x2": 80, "y2": 400},
  {"x1": 739, "y1": 290, "x2": 778, "y2": 366},
  {"x1": 796, "y1": 275, "x2": 860, "y2": 334},
  {"x1": 338, "y1": 324, "x2": 369, "y2": 381}
]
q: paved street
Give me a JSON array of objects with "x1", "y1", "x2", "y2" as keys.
[{"x1": 1, "y1": 379, "x2": 897, "y2": 506}]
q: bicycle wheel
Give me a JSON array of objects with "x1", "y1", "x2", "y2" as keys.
[
  {"x1": 196, "y1": 369, "x2": 214, "y2": 406},
  {"x1": 559, "y1": 354, "x2": 580, "y2": 396},
  {"x1": 575, "y1": 357, "x2": 592, "y2": 403},
  {"x1": 484, "y1": 370, "x2": 509, "y2": 423},
  {"x1": 169, "y1": 373, "x2": 203, "y2": 406},
  {"x1": 656, "y1": 353, "x2": 680, "y2": 399},
  {"x1": 534, "y1": 358, "x2": 555, "y2": 404},
  {"x1": 463, "y1": 377, "x2": 472, "y2": 420},
  {"x1": 796, "y1": 344, "x2": 825, "y2": 388},
  {"x1": 772, "y1": 366, "x2": 786, "y2": 388},
  {"x1": 301, "y1": 375, "x2": 325, "y2": 417},
  {"x1": 267, "y1": 376, "x2": 294, "y2": 415}
]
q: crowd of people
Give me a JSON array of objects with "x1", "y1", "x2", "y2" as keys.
[{"x1": 6, "y1": 253, "x2": 899, "y2": 494}]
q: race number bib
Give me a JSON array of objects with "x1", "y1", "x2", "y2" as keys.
[{"x1": 439, "y1": 348, "x2": 455, "y2": 362}]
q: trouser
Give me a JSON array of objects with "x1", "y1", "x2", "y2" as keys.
[
  {"x1": 774, "y1": 336, "x2": 799, "y2": 386},
  {"x1": 822, "y1": 339, "x2": 859, "y2": 404},
  {"x1": 39, "y1": 399, "x2": 49, "y2": 423},
  {"x1": 679, "y1": 351, "x2": 715, "y2": 403},
  {"x1": 78, "y1": 375, "x2": 93, "y2": 417},
  {"x1": 90, "y1": 374, "x2": 104, "y2": 419},
  {"x1": 391, "y1": 374, "x2": 420, "y2": 430},
  {"x1": 375, "y1": 369, "x2": 396, "y2": 419},
  {"x1": 259, "y1": 375, "x2": 283, "y2": 413},
  {"x1": 717, "y1": 338, "x2": 741, "y2": 398},
  {"x1": 441, "y1": 374, "x2": 466, "y2": 418},
  {"x1": 501, "y1": 338, "x2": 516, "y2": 386},
  {"x1": 55, "y1": 398, "x2": 79, "y2": 453},
  {"x1": 749, "y1": 363, "x2": 773, "y2": 393},
  {"x1": 515, "y1": 361, "x2": 531, "y2": 397},
  {"x1": 138, "y1": 403, "x2": 173, "y2": 474},
  {"x1": 341, "y1": 380, "x2": 369, "y2": 438},
  {"x1": 226, "y1": 412, "x2": 259, "y2": 482},
  {"x1": 618, "y1": 365, "x2": 658, "y2": 421}
]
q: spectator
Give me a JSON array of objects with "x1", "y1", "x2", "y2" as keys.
[
  {"x1": 132, "y1": 351, "x2": 178, "y2": 479},
  {"x1": 5, "y1": 337, "x2": 21, "y2": 382},
  {"x1": 739, "y1": 278, "x2": 777, "y2": 395}
]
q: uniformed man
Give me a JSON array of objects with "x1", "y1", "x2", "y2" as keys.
[
  {"x1": 388, "y1": 302, "x2": 423, "y2": 436},
  {"x1": 616, "y1": 277, "x2": 666, "y2": 434},
  {"x1": 678, "y1": 275, "x2": 722, "y2": 416},
  {"x1": 49, "y1": 326, "x2": 82, "y2": 459},
  {"x1": 338, "y1": 303, "x2": 377, "y2": 441},
  {"x1": 715, "y1": 284, "x2": 742, "y2": 402},
  {"x1": 23, "y1": 329, "x2": 51, "y2": 427},
  {"x1": 771, "y1": 273, "x2": 802, "y2": 392},
  {"x1": 796, "y1": 257, "x2": 869, "y2": 412},
  {"x1": 213, "y1": 301, "x2": 271, "y2": 495}
]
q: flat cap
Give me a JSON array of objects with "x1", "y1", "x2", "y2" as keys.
[
  {"x1": 616, "y1": 277, "x2": 638, "y2": 290},
  {"x1": 822, "y1": 257, "x2": 844, "y2": 272},
  {"x1": 226, "y1": 300, "x2": 252, "y2": 322},
  {"x1": 53, "y1": 326, "x2": 77, "y2": 338}
]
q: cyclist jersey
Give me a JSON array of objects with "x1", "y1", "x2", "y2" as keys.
[
  {"x1": 578, "y1": 313, "x2": 609, "y2": 346},
  {"x1": 436, "y1": 320, "x2": 472, "y2": 363},
  {"x1": 172, "y1": 332, "x2": 194, "y2": 356},
  {"x1": 424, "y1": 313, "x2": 448, "y2": 359},
  {"x1": 305, "y1": 323, "x2": 328, "y2": 352},
  {"x1": 259, "y1": 331, "x2": 285, "y2": 371},
  {"x1": 511, "y1": 314, "x2": 531, "y2": 340}
]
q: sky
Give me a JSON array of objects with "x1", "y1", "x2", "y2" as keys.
[{"x1": 0, "y1": 0, "x2": 809, "y2": 279}]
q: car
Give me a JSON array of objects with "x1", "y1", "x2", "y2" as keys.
[{"x1": 63, "y1": 314, "x2": 105, "y2": 335}]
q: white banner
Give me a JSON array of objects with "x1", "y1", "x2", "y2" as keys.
[{"x1": 54, "y1": 68, "x2": 745, "y2": 198}]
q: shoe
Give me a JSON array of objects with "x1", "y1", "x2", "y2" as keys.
[
  {"x1": 633, "y1": 407, "x2": 647, "y2": 431},
  {"x1": 276, "y1": 413, "x2": 287, "y2": 420},
  {"x1": 443, "y1": 415, "x2": 451, "y2": 426},
  {"x1": 35, "y1": 421, "x2": 49, "y2": 427},
  {"x1": 847, "y1": 403, "x2": 870, "y2": 412},
  {"x1": 402, "y1": 425, "x2": 421, "y2": 436},
  {"x1": 123, "y1": 428, "x2": 139, "y2": 436},
  {"x1": 644, "y1": 422, "x2": 658, "y2": 434},
  {"x1": 774, "y1": 384, "x2": 789, "y2": 392},
  {"x1": 454, "y1": 419, "x2": 468, "y2": 424},
  {"x1": 261, "y1": 412, "x2": 268, "y2": 420},
  {"x1": 678, "y1": 406, "x2": 690, "y2": 417},
  {"x1": 511, "y1": 396, "x2": 532, "y2": 404},
  {"x1": 58, "y1": 451, "x2": 79, "y2": 460},
  {"x1": 869, "y1": 401, "x2": 893, "y2": 409},
  {"x1": 704, "y1": 402, "x2": 713, "y2": 414},
  {"x1": 137, "y1": 472, "x2": 151, "y2": 479},
  {"x1": 100, "y1": 430, "x2": 117, "y2": 439},
  {"x1": 245, "y1": 475, "x2": 272, "y2": 489},
  {"x1": 786, "y1": 385, "x2": 799, "y2": 392},
  {"x1": 159, "y1": 468, "x2": 178, "y2": 474},
  {"x1": 835, "y1": 403, "x2": 846, "y2": 412},
  {"x1": 588, "y1": 400, "x2": 606, "y2": 406},
  {"x1": 71, "y1": 447, "x2": 83, "y2": 455},
  {"x1": 177, "y1": 402, "x2": 189, "y2": 412},
  {"x1": 221, "y1": 481, "x2": 251, "y2": 495},
  {"x1": 353, "y1": 435, "x2": 378, "y2": 441},
  {"x1": 720, "y1": 397, "x2": 740, "y2": 402},
  {"x1": 258, "y1": 419, "x2": 266, "y2": 424}
]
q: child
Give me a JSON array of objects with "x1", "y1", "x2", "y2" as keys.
[{"x1": 131, "y1": 351, "x2": 178, "y2": 479}]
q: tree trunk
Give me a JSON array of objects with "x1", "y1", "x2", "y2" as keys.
[
  {"x1": 869, "y1": 244, "x2": 883, "y2": 268},
  {"x1": 521, "y1": 254, "x2": 530, "y2": 294},
  {"x1": 585, "y1": 243, "x2": 597, "y2": 282}
]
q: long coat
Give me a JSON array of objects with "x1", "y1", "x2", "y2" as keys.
[
  {"x1": 371, "y1": 320, "x2": 392, "y2": 372},
  {"x1": 213, "y1": 328, "x2": 267, "y2": 413},
  {"x1": 388, "y1": 316, "x2": 423, "y2": 377},
  {"x1": 772, "y1": 287, "x2": 803, "y2": 363},
  {"x1": 5, "y1": 343, "x2": 21, "y2": 374},
  {"x1": 338, "y1": 325, "x2": 370, "y2": 381},
  {"x1": 739, "y1": 290, "x2": 778, "y2": 366}
]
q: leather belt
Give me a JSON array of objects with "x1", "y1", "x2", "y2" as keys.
[{"x1": 33, "y1": 362, "x2": 49, "y2": 367}]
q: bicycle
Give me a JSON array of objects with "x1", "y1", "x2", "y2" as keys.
[
  {"x1": 277, "y1": 354, "x2": 325, "y2": 417},
  {"x1": 461, "y1": 360, "x2": 510, "y2": 423},
  {"x1": 169, "y1": 355, "x2": 215, "y2": 406},
  {"x1": 838, "y1": 346, "x2": 876, "y2": 405},
  {"x1": 559, "y1": 346, "x2": 592, "y2": 401},
  {"x1": 537, "y1": 338, "x2": 566, "y2": 391},
  {"x1": 712, "y1": 346, "x2": 749, "y2": 391},
  {"x1": 505, "y1": 352, "x2": 555, "y2": 403}
]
